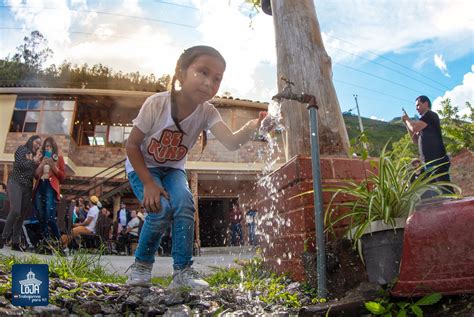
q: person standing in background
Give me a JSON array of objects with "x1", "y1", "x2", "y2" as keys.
[
  {"x1": 402, "y1": 95, "x2": 453, "y2": 194},
  {"x1": 245, "y1": 208, "x2": 257, "y2": 246},
  {"x1": 34, "y1": 137, "x2": 66, "y2": 247},
  {"x1": 0, "y1": 135, "x2": 42, "y2": 251},
  {"x1": 229, "y1": 203, "x2": 243, "y2": 246}
]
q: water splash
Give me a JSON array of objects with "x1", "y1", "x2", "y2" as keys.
[{"x1": 255, "y1": 100, "x2": 288, "y2": 253}]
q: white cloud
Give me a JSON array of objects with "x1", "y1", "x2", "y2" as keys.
[
  {"x1": 318, "y1": 0, "x2": 474, "y2": 64},
  {"x1": 191, "y1": 0, "x2": 276, "y2": 101},
  {"x1": 433, "y1": 65, "x2": 474, "y2": 117},
  {"x1": 6, "y1": 0, "x2": 72, "y2": 52},
  {"x1": 434, "y1": 54, "x2": 450, "y2": 77},
  {"x1": 370, "y1": 115, "x2": 386, "y2": 122}
]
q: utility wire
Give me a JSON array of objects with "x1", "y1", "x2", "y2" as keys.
[
  {"x1": 326, "y1": 35, "x2": 452, "y2": 90},
  {"x1": 327, "y1": 43, "x2": 445, "y2": 94},
  {"x1": 333, "y1": 79, "x2": 413, "y2": 103},
  {"x1": 154, "y1": 0, "x2": 199, "y2": 10},
  {"x1": 335, "y1": 62, "x2": 427, "y2": 95},
  {"x1": 0, "y1": 26, "x2": 188, "y2": 50},
  {"x1": 0, "y1": 4, "x2": 197, "y2": 29}
]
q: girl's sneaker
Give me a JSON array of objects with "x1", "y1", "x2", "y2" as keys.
[
  {"x1": 168, "y1": 267, "x2": 209, "y2": 290},
  {"x1": 126, "y1": 261, "x2": 153, "y2": 286}
]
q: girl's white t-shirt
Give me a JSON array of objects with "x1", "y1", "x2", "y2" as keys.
[{"x1": 125, "y1": 91, "x2": 223, "y2": 173}]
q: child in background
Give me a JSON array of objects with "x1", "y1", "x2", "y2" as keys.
[{"x1": 126, "y1": 45, "x2": 266, "y2": 289}]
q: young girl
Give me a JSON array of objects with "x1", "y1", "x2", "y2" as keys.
[
  {"x1": 126, "y1": 45, "x2": 265, "y2": 289},
  {"x1": 34, "y1": 136, "x2": 66, "y2": 247}
]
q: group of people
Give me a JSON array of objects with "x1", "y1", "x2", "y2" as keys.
[
  {"x1": 0, "y1": 135, "x2": 65, "y2": 252},
  {"x1": 0, "y1": 131, "x2": 147, "y2": 254},
  {"x1": 64, "y1": 197, "x2": 146, "y2": 255},
  {"x1": 0, "y1": 44, "x2": 454, "y2": 293}
]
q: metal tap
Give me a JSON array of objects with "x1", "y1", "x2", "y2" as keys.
[{"x1": 272, "y1": 77, "x2": 318, "y2": 108}]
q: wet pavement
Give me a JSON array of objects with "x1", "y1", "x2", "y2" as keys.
[{"x1": 0, "y1": 245, "x2": 257, "y2": 277}]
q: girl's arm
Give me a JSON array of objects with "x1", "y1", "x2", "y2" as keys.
[
  {"x1": 50, "y1": 156, "x2": 66, "y2": 183},
  {"x1": 34, "y1": 159, "x2": 46, "y2": 178},
  {"x1": 210, "y1": 111, "x2": 266, "y2": 151},
  {"x1": 15, "y1": 146, "x2": 37, "y2": 172},
  {"x1": 126, "y1": 127, "x2": 169, "y2": 213}
]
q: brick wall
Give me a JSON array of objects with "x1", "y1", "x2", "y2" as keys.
[
  {"x1": 256, "y1": 155, "x2": 376, "y2": 281},
  {"x1": 451, "y1": 149, "x2": 474, "y2": 196},
  {"x1": 3, "y1": 133, "x2": 72, "y2": 155},
  {"x1": 3, "y1": 107, "x2": 280, "y2": 168}
]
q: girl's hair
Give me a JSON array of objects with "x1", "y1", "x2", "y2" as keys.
[
  {"x1": 25, "y1": 135, "x2": 41, "y2": 153},
  {"x1": 170, "y1": 46, "x2": 226, "y2": 152},
  {"x1": 41, "y1": 136, "x2": 59, "y2": 155}
]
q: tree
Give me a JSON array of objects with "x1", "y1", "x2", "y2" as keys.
[
  {"x1": 391, "y1": 134, "x2": 417, "y2": 164},
  {"x1": 438, "y1": 99, "x2": 474, "y2": 155},
  {"x1": 258, "y1": 0, "x2": 350, "y2": 159},
  {"x1": 12, "y1": 30, "x2": 53, "y2": 72}
]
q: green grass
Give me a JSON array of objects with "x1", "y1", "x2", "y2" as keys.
[
  {"x1": 205, "y1": 257, "x2": 305, "y2": 308},
  {"x1": 0, "y1": 251, "x2": 306, "y2": 309},
  {"x1": 0, "y1": 250, "x2": 125, "y2": 284}
]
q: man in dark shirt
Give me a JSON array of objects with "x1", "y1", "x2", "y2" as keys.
[{"x1": 402, "y1": 95, "x2": 452, "y2": 193}]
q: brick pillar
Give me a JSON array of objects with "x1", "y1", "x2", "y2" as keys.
[{"x1": 257, "y1": 155, "x2": 375, "y2": 281}]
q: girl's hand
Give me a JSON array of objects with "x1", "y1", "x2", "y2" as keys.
[
  {"x1": 257, "y1": 111, "x2": 267, "y2": 127},
  {"x1": 244, "y1": 111, "x2": 267, "y2": 133},
  {"x1": 33, "y1": 152, "x2": 43, "y2": 164},
  {"x1": 143, "y1": 182, "x2": 170, "y2": 213}
]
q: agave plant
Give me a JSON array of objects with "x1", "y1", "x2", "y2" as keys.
[{"x1": 324, "y1": 143, "x2": 460, "y2": 244}]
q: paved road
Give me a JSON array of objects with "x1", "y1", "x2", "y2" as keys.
[{"x1": 0, "y1": 246, "x2": 257, "y2": 277}]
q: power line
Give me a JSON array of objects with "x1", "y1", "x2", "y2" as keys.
[
  {"x1": 335, "y1": 62, "x2": 427, "y2": 95},
  {"x1": 326, "y1": 42, "x2": 445, "y2": 94},
  {"x1": 333, "y1": 78, "x2": 413, "y2": 103},
  {"x1": 154, "y1": 0, "x2": 199, "y2": 10},
  {"x1": 0, "y1": 4, "x2": 197, "y2": 29},
  {"x1": 0, "y1": 26, "x2": 188, "y2": 51},
  {"x1": 326, "y1": 35, "x2": 452, "y2": 90}
]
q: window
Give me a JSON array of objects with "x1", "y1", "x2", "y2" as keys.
[
  {"x1": 107, "y1": 125, "x2": 132, "y2": 147},
  {"x1": 80, "y1": 123, "x2": 106, "y2": 146},
  {"x1": 10, "y1": 98, "x2": 75, "y2": 134}
]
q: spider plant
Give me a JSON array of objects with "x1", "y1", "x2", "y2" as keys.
[{"x1": 324, "y1": 143, "x2": 460, "y2": 244}]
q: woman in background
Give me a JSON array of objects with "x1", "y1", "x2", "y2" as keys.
[{"x1": 34, "y1": 137, "x2": 65, "y2": 249}]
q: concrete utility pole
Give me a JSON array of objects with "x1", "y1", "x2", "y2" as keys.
[
  {"x1": 269, "y1": 0, "x2": 350, "y2": 160},
  {"x1": 353, "y1": 94, "x2": 364, "y2": 133}
]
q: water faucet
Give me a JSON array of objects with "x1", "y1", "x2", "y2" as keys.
[{"x1": 272, "y1": 77, "x2": 318, "y2": 108}]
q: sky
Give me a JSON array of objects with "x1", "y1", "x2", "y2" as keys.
[{"x1": 0, "y1": 0, "x2": 473, "y2": 122}]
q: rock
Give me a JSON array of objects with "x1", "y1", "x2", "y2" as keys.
[
  {"x1": 159, "y1": 291, "x2": 185, "y2": 306},
  {"x1": 101, "y1": 303, "x2": 121, "y2": 315},
  {"x1": 31, "y1": 304, "x2": 68, "y2": 316},
  {"x1": 163, "y1": 304, "x2": 192, "y2": 316},
  {"x1": 0, "y1": 296, "x2": 9, "y2": 307},
  {"x1": 145, "y1": 305, "x2": 167, "y2": 316},
  {"x1": 78, "y1": 301, "x2": 102, "y2": 315}
]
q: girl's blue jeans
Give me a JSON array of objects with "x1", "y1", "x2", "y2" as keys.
[
  {"x1": 34, "y1": 179, "x2": 61, "y2": 240},
  {"x1": 128, "y1": 167, "x2": 195, "y2": 270}
]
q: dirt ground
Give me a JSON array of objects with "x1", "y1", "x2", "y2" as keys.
[{"x1": 303, "y1": 239, "x2": 474, "y2": 316}]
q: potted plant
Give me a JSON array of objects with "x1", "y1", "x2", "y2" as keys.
[{"x1": 325, "y1": 144, "x2": 459, "y2": 285}]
